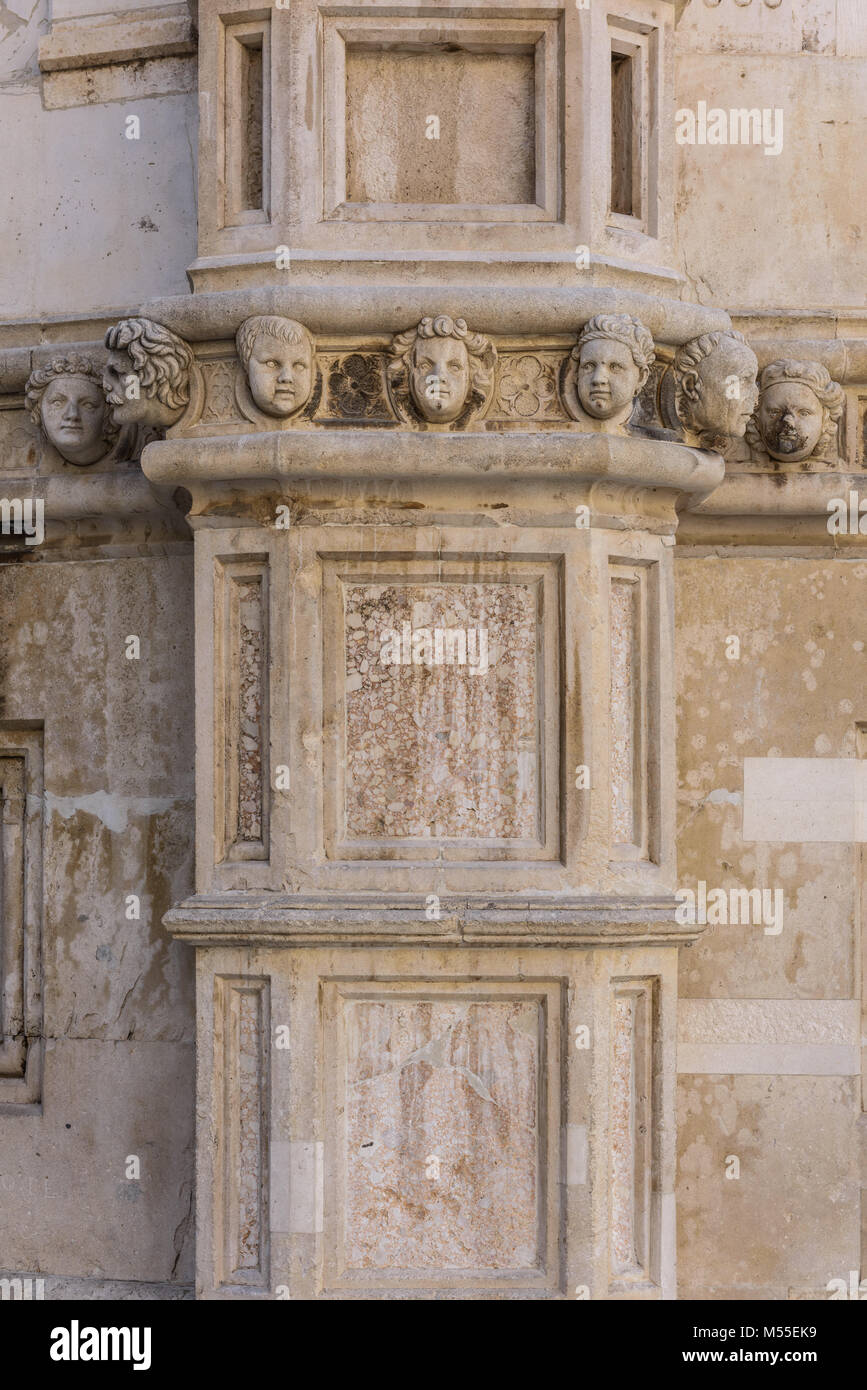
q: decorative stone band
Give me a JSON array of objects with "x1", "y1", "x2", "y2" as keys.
[
  {"x1": 0, "y1": 474, "x2": 185, "y2": 525},
  {"x1": 137, "y1": 285, "x2": 732, "y2": 345},
  {"x1": 678, "y1": 1000, "x2": 860, "y2": 1077},
  {"x1": 162, "y1": 893, "x2": 702, "y2": 948},
  {"x1": 141, "y1": 428, "x2": 724, "y2": 501}
]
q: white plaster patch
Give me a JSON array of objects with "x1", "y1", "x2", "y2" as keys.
[
  {"x1": 705, "y1": 788, "x2": 742, "y2": 806},
  {"x1": 565, "y1": 1123, "x2": 587, "y2": 1186},
  {"x1": 46, "y1": 791, "x2": 179, "y2": 834},
  {"x1": 677, "y1": 1044, "x2": 859, "y2": 1076},
  {"x1": 743, "y1": 757, "x2": 867, "y2": 842},
  {"x1": 287, "y1": 1141, "x2": 323, "y2": 1234},
  {"x1": 678, "y1": 999, "x2": 860, "y2": 1076},
  {"x1": 270, "y1": 1141, "x2": 291, "y2": 1234}
]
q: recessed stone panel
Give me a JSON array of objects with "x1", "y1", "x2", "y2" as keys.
[
  {"x1": 320, "y1": 978, "x2": 563, "y2": 1291},
  {"x1": 340, "y1": 577, "x2": 541, "y2": 846},
  {"x1": 344, "y1": 48, "x2": 535, "y2": 207}
]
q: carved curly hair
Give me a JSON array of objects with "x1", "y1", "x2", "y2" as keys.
[
  {"x1": 104, "y1": 318, "x2": 193, "y2": 411},
  {"x1": 572, "y1": 314, "x2": 656, "y2": 381},
  {"x1": 388, "y1": 315, "x2": 495, "y2": 397},
  {"x1": 235, "y1": 316, "x2": 314, "y2": 369}
]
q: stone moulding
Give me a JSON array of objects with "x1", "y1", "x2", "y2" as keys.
[
  {"x1": 142, "y1": 429, "x2": 724, "y2": 498},
  {"x1": 37, "y1": 4, "x2": 197, "y2": 73},
  {"x1": 137, "y1": 286, "x2": 731, "y2": 346},
  {"x1": 163, "y1": 893, "x2": 702, "y2": 948},
  {"x1": 0, "y1": 475, "x2": 188, "y2": 532}
]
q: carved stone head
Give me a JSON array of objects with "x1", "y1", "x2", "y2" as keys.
[
  {"x1": 567, "y1": 314, "x2": 655, "y2": 428},
  {"x1": 746, "y1": 359, "x2": 844, "y2": 464},
  {"x1": 673, "y1": 330, "x2": 759, "y2": 448},
  {"x1": 388, "y1": 316, "x2": 495, "y2": 424},
  {"x1": 103, "y1": 317, "x2": 193, "y2": 430},
  {"x1": 25, "y1": 355, "x2": 118, "y2": 466},
  {"x1": 235, "y1": 316, "x2": 315, "y2": 419}
]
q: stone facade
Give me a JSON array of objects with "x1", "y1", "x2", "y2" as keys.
[{"x1": 1, "y1": 0, "x2": 866, "y2": 1301}]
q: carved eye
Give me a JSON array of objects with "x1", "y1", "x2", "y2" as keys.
[
  {"x1": 293, "y1": 361, "x2": 307, "y2": 372},
  {"x1": 447, "y1": 360, "x2": 462, "y2": 372},
  {"x1": 419, "y1": 360, "x2": 433, "y2": 372}
]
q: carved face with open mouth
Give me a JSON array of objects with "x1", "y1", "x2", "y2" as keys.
[{"x1": 756, "y1": 381, "x2": 824, "y2": 461}]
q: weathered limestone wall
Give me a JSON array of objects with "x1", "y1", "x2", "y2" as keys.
[
  {"x1": 675, "y1": 554, "x2": 866, "y2": 1298},
  {"x1": 674, "y1": 1, "x2": 867, "y2": 309},
  {"x1": 0, "y1": 0, "x2": 197, "y2": 321},
  {"x1": 0, "y1": 552, "x2": 196, "y2": 1291},
  {"x1": 1, "y1": 0, "x2": 865, "y2": 1301}
]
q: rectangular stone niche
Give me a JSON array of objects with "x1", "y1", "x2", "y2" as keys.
[
  {"x1": 0, "y1": 725, "x2": 43, "y2": 1108},
  {"x1": 214, "y1": 557, "x2": 270, "y2": 864},
  {"x1": 321, "y1": 978, "x2": 562, "y2": 1293},
  {"x1": 222, "y1": 16, "x2": 271, "y2": 227},
  {"x1": 324, "y1": 15, "x2": 561, "y2": 221},
  {"x1": 323, "y1": 556, "x2": 561, "y2": 861}
]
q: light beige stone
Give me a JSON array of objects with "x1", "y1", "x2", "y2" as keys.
[{"x1": 2, "y1": 0, "x2": 867, "y2": 1308}]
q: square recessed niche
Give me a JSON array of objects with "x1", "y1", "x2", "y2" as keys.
[
  {"x1": 321, "y1": 977, "x2": 562, "y2": 1293},
  {"x1": 323, "y1": 16, "x2": 562, "y2": 222},
  {"x1": 322, "y1": 554, "x2": 562, "y2": 862}
]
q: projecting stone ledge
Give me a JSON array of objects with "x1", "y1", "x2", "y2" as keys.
[
  {"x1": 142, "y1": 428, "x2": 723, "y2": 497},
  {"x1": 163, "y1": 892, "x2": 701, "y2": 947}
]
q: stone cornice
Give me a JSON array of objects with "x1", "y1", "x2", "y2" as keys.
[
  {"x1": 37, "y1": 3, "x2": 196, "y2": 73},
  {"x1": 0, "y1": 473, "x2": 188, "y2": 540},
  {"x1": 141, "y1": 428, "x2": 724, "y2": 505},
  {"x1": 163, "y1": 892, "x2": 701, "y2": 948},
  {"x1": 0, "y1": 288, "x2": 730, "y2": 359}
]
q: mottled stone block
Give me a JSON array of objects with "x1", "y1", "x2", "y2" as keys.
[
  {"x1": 342, "y1": 580, "x2": 540, "y2": 844},
  {"x1": 677, "y1": 1074, "x2": 859, "y2": 1299},
  {"x1": 341, "y1": 996, "x2": 540, "y2": 1272}
]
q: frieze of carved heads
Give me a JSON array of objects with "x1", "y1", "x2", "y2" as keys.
[
  {"x1": 387, "y1": 315, "x2": 496, "y2": 426},
  {"x1": 673, "y1": 329, "x2": 759, "y2": 452},
  {"x1": 235, "y1": 315, "x2": 318, "y2": 422},
  {"x1": 745, "y1": 359, "x2": 845, "y2": 467},
  {"x1": 25, "y1": 355, "x2": 119, "y2": 466},
  {"x1": 561, "y1": 313, "x2": 656, "y2": 434},
  {"x1": 103, "y1": 317, "x2": 194, "y2": 432},
  {"x1": 91, "y1": 310, "x2": 856, "y2": 482}
]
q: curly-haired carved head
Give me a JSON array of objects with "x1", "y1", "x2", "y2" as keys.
[
  {"x1": 236, "y1": 316, "x2": 315, "y2": 418},
  {"x1": 103, "y1": 317, "x2": 193, "y2": 430},
  {"x1": 571, "y1": 314, "x2": 655, "y2": 423},
  {"x1": 25, "y1": 355, "x2": 118, "y2": 466},
  {"x1": 673, "y1": 330, "x2": 758, "y2": 445},
  {"x1": 747, "y1": 359, "x2": 844, "y2": 463},
  {"x1": 389, "y1": 315, "x2": 494, "y2": 423}
]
